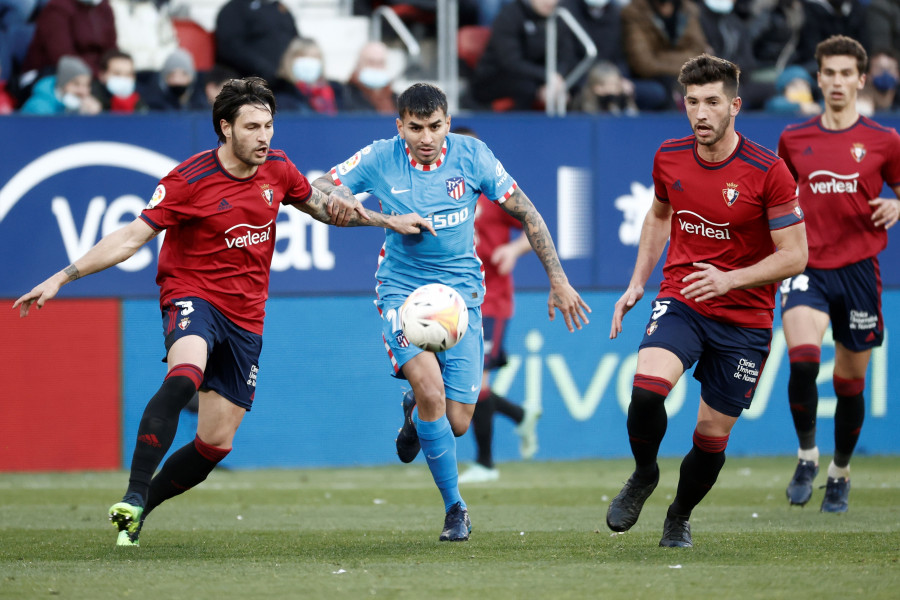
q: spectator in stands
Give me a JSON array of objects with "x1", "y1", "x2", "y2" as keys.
[
  {"x1": 795, "y1": 0, "x2": 870, "y2": 74},
  {"x1": 21, "y1": 0, "x2": 117, "y2": 79},
  {"x1": 202, "y1": 63, "x2": 239, "y2": 107},
  {"x1": 1, "y1": 0, "x2": 44, "y2": 94},
  {"x1": 214, "y1": 0, "x2": 299, "y2": 84},
  {"x1": 565, "y1": 0, "x2": 669, "y2": 111},
  {"x1": 272, "y1": 37, "x2": 345, "y2": 115},
  {"x1": 573, "y1": 60, "x2": 639, "y2": 115},
  {"x1": 0, "y1": 61, "x2": 15, "y2": 114},
  {"x1": 92, "y1": 49, "x2": 147, "y2": 113},
  {"x1": 343, "y1": 40, "x2": 398, "y2": 114},
  {"x1": 861, "y1": 49, "x2": 900, "y2": 113},
  {"x1": 746, "y1": 0, "x2": 805, "y2": 76},
  {"x1": 697, "y1": 0, "x2": 775, "y2": 109},
  {"x1": 20, "y1": 54, "x2": 102, "y2": 114},
  {"x1": 620, "y1": 0, "x2": 709, "y2": 109},
  {"x1": 763, "y1": 64, "x2": 822, "y2": 114},
  {"x1": 109, "y1": 0, "x2": 179, "y2": 75},
  {"x1": 867, "y1": 0, "x2": 900, "y2": 59},
  {"x1": 140, "y1": 47, "x2": 205, "y2": 111},
  {"x1": 472, "y1": 0, "x2": 577, "y2": 111}
]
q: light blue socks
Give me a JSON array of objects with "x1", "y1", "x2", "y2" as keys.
[{"x1": 415, "y1": 413, "x2": 465, "y2": 512}]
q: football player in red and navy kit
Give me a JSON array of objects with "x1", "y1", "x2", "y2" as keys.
[
  {"x1": 13, "y1": 77, "x2": 433, "y2": 547},
  {"x1": 608, "y1": 55, "x2": 808, "y2": 548},
  {"x1": 777, "y1": 36, "x2": 900, "y2": 513}
]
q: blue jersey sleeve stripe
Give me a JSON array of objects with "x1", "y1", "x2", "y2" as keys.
[
  {"x1": 139, "y1": 213, "x2": 162, "y2": 230},
  {"x1": 768, "y1": 213, "x2": 803, "y2": 230},
  {"x1": 186, "y1": 168, "x2": 220, "y2": 184}
]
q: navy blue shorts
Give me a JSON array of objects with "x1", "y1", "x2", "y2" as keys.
[
  {"x1": 639, "y1": 298, "x2": 772, "y2": 417},
  {"x1": 779, "y1": 258, "x2": 884, "y2": 351},
  {"x1": 162, "y1": 297, "x2": 262, "y2": 411},
  {"x1": 483, "y1": 316, "x2": 509, "y2": 370}
]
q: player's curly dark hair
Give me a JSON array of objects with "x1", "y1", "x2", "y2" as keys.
[
  {"x1": 212, "y1": 76, "x2": 277, "y2": 144},
  {"x1": 678, "y1": 54, "x2": 741, "y2": 99},
  {"x1": 815, "y1": 35, "x2": 868, "y2": 75},
  {"x1": 398, "y1": 83, "x2": 448, "y2": 120}
]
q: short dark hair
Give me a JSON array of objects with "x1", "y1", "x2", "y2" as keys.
[
  {"x1": 815, "y1": 35, "x2": 868, "y2": 75},
  {"x1": 100, "y1": 49, "x2": 133, "y2": 72},
  {"x1": 397, "y1": 82, "x2": 448, "y2": 120},
  {"x1": 678, "y1": 54, "x2": 741, "y2": 98},
  {"x1": 212, "y1": 76, "x2": 276, "y2": 143}
]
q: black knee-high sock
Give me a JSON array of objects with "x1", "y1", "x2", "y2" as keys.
[
  {"x1": 628, "y1": 375, "x2": 672, "y2": 481},
  {"x1": 788, "y1": 346, "x2": 821, "y2": 450},
  {"x1": 144, "y1": 435, "x2": 231, "y2": 518},
  {"x1": 491, "y1": 392, "x2": 525, "y2": 424},
  {"x1": 472, "y1": 390, "x2": 495, "y2": 468},
  {"x1": 833, "y1": 376, "x2": 865, "y2": 468},
  {"x1": 668, "y1": 431, "x2": 728, "y2": 519},
  {"x1": 125, "y1": 364, "x2": 203, "y2": 503}
]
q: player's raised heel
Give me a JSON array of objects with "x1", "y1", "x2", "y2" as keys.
[
  {"x1": 109, "y1": 501, "x2": 143, "y2": 547},
  {"x1": 606, "y1": 468, "x2": 659, "y2": 532},
  {"x1": 395, "y1": 390, "x2": 421, "y2": 463},
  {"x1": 786, "y1": 459, "x2": 818, "y2": 506},
  {"x1": 439, "y1": 502, "x2": 472, "y2": 541},
  {"x1": 515, "y1": 405, "x2": 541, "y2": 460}
]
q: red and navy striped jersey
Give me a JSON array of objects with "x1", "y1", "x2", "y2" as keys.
[
  {"x1": 140, "y1": 148, "x2": 312, "y2": 334},
  {"x1": 475, "y1": 194, "x2": 523, "y2": 319},
  {"x1": 652, "y1": 133, "x2": 803, "y2": 328},
  {"x1": 778, "y1": 115, "x2": 900, "y2": 269}
]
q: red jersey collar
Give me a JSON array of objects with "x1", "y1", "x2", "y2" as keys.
[{"x1": 405, "y1": 140, "x2": 447, "y2": 171}]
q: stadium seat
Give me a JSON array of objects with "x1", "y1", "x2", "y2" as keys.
[
  {"x1": 172, "y1": 19, "x2": 216, "y2": 71},
  {"x1": 457, "y1": 25, "x2": 491, "y2": 71}
]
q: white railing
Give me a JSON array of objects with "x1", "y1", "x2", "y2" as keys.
[{"x1": 546, "y1": 6, "x2": 597, "y2": 117}]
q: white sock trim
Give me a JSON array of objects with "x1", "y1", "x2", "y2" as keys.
[{"x1": 798, "y1": 447, "x2": 819, "y2": 463}]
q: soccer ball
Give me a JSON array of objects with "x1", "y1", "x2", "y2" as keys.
[{"x1": 400, "y1": 283, "x2": 469, "y2": 352}]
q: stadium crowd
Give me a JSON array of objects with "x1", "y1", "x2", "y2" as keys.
[{"x1": 2, "y1": 0, "x2": 899, "y2": 117}]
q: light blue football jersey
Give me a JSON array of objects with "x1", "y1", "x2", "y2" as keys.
[{"x1": 330, "y1": 132, "x2": 518, "y2": 307}]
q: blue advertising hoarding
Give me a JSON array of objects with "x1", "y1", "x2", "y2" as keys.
[
  {"x1": 4, "y1": 113, "x2": 900, "y2": 298},
  {"x1": 122, "y1": 291, "x2": 896, "y2": 469}
]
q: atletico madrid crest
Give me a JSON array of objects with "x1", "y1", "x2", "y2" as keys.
[
  {"x1": 851, "y1": 143, "x2": 866, "y2": 163},
  {"x1": 446, "y1": 177, "x2": 465, "y2": 199},
  {"x1": 722, "y1": 182, "x2": 740, "y2": 206}
]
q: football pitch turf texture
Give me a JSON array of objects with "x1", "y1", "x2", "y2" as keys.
[{"x1": 1, "y1": 457, "x2": 897, "y2": 599}]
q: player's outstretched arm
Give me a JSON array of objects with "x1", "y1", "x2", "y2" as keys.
[
  {"x1": 500, "y1": 187, "x2": 591, "y2": 332},
  {"x1": 298, "y1": 181, "x2": 436, "y2": 235},
  {"x1": 13, "y1": 218, "x2": 157, "y2": 317},
  {"x1": 611, "y1": 198, "x2": 672, "y2": 339}
]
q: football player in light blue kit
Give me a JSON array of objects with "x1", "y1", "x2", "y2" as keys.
[{"x1": 314, "y1": 83, "x2": 590, "y2": 541}]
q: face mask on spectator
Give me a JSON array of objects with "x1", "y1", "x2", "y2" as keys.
[
  {"x1": 358, "y1": 67, "x2": 391, "y2": 90},
  {"x1": 703, "y1": 0, "x2": 734, "y2": 13},
  {"x1": 106, "y1": 76, "x2": 135, "y2": 98},
  {"x1": 77, "y1": 0, "x2": 103, "y2": 5},
  {"x1": 292, "y1": 57, "x2": 323, "y2": 84},
  {"x1": 168, "y1": 84, "x2": 189, "y2": 98},
  {"x1": 584, "y1": 0, "x2": 611, "y2": 7},
  {"x1": 872, "y1": 72, "x2": 899, "y2": 92},
  {"x1": 61, "y1": 93, "x2": 82, "y2": 111}
]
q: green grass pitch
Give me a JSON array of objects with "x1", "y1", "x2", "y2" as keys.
[{"x1": 1, "y1": 456, "x2": 898, "y2": 599}]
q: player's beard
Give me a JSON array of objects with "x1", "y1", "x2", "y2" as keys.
[
  {"x1": 233, "y1": 136, "x2": 268, "y2": 168},
  {"x1": 693, "y1": 114, "x2": 730, "y2": 147}
]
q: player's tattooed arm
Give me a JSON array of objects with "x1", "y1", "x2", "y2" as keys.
[
  {"x1": 501, "y1": 188, "x2": 566, "y2": 282},
  {"x1": 501, "y1": 187, "x2": 591, "y2": 331},
  {"x1": 298, "y1": 177, "x2": 436, "y2": 235},
  {"x1": 64, "y1": 264, "x2": 81, "y2": 281}
]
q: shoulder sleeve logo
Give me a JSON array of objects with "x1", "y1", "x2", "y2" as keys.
[
  {"x1": 147, "y1": 184, "x2": 166, "y2": 209},
  {"x1": 338, "y1": 151, "x2": 362, "y2": 175}
]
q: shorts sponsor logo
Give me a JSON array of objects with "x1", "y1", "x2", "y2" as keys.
[
  {"x1": 676, "y1": 210, "x2": 731, "y2": 240},
  {"x1": 849, "y1": 310, "x2": 878, "y2": 330},
  {"x1": 247, "y1": 365, "x2": 258, "y2": 387},
  {"x1": 808, "y1": 170, "x2": 859, "y2": 194},
  {"x1": 733, "y1": 358, "x2": 759, "y2": 383}
]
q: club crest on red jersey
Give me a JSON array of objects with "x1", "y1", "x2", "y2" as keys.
[
  {"x1": 446, "y1": 177, "x2": 465, "y2": 199},
  {"x1": 722, "y1": 182, "x2": 740, "y2": 206},
  {"x1": 260, "y1": 183, "x2": 274, "y2": 206},
  {"x1": 851, "y1": 143, "x2": 866, "y2": 163}
]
